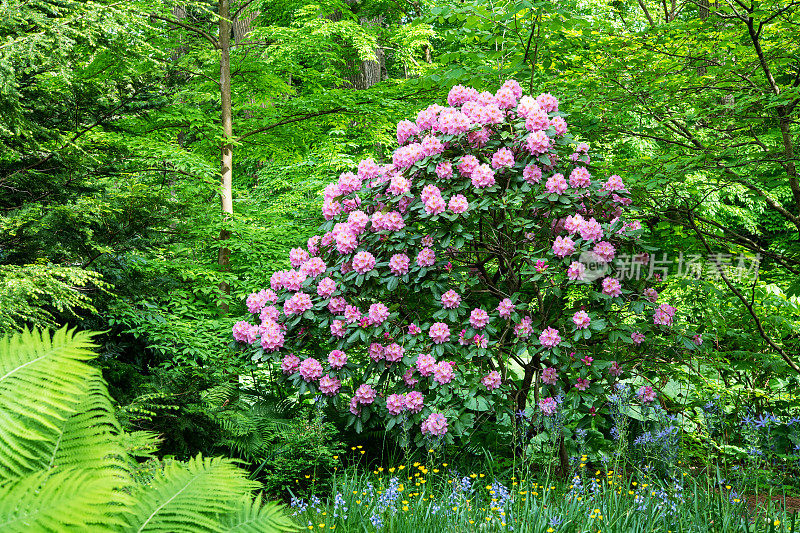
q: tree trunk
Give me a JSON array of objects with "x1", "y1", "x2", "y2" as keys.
[{"x1": 218, "y1": 0, "x2": 233, "y2": 314}]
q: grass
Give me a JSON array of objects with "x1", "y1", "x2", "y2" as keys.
[{"x1": 288, "y1": 453, "x2": 798, "y2": 533}]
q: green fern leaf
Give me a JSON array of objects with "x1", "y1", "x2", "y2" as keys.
[
  {"x1": 0, "y1": 468, "x2": 125, "y2": 532},
  {"x1": 0, "y1": 328, "x2": 98, "y2": 482},
  {"x1": 123, "y1": 455, "x2": 260, "y2": 532},
  {"x1": 222, "y1": 494, "x2": 297, "y2": 533}
]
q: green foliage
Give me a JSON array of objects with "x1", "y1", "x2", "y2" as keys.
[
  {"x1": 0, "y1": 264, "x2": 105, "y2": 332},
  {"x1": 0, "y1": 327, "x2": 296, "y2": 532}
]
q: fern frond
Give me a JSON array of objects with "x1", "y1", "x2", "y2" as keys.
[
  {"x1": 0, "y1": 328, "x2": 98, "y2": 481},
  {"x1": 222, "y1": 494, "x2": 297, "y2": 533},
  {"x1": 47, "y1": 372, "x2": 130, "y2": 482},
  {"x1": 0, "y1": 468, "x2": 127, "y2": 532},
  {"x1": 123, "y1": 455, "x2": 260, "y2": 533}
]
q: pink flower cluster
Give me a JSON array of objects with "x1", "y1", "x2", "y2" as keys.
[
  {"x1": 654, "y1": 303, "x2": 677, "y2": 326},
  {"x1": 482, "y1": 371, "x2": 501, "y2": 391},
  {"x1": 421, "y1": 412, "x2": 448, "y2": 436}
]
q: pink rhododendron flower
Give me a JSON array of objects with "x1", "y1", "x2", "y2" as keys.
[
  {"x1": 491, "y1": 148, "x2": 515, "y2": 169},
  {"x1": 637, "y1": 385, "x2": 656, "y2": 403},
  {"x1": 299, "y1": 358, "x2": 323, "y2": 382},
  {"x1": 541, "y1": 367, "x2": 558, "y2": 385},
  {"x1": 349, "y1": 396, "x2": 361, "y2": 416},
  {"x1": 388, "y1": 253, "x2": 410, "y2": 275},
  {"x1": 551, "y1": 116, "x2": 568, "y2": 135},
  {"x1": 536, "y1": 92, "x2": 559, "y2": 112},
  {"x1": 421, "y1": 135, "x2": 444, "y2": 157},
  {"x1": 328, "y1": 349, "x2": 347, "y2": 369},
  {"x1": 421, "y1": 412, "x2": 448, "y2": 436},
  {"x1": 344, "y1": 305, "x2": 361, "y2": 324},
  {"x1": 300, "y1": 257, "x2": 327, "y2": 278},
  {"x1": 403, "y1": 368, "x2": 418, "y2": 387},
  {"x1": 495, "y1": 86, "x2": 518, "y2": 109},
  {"x1": 416, "y1": 247, "x2": 436, "y2": 267},
  {"x1": 567, "y1": 261, "x2": 586, "y2": 281},
  {"x1": 436, "y1": 160, "x2": 453, "y2": 179},
  {"x1": 386, "y1": 393, "x2": 406, "y2": 415},
  {"x1": 482, "y1": 370, "x2": 502, "y2": 391},
  {"x1": 433, "y1": 361, "x2": 454, "y2": 384},
  {"x1": 322, "y1": 199, "x2": 341, "y2": 220},
  {"x1": 564, "y1": 213, "x2": 585, "y2": 234},
  {"x1": 352, "y1": 251, "x2": 376, "y2": 274},
  {"x1": 441, "y1": 289, "x2": 461, "y2": 309},
  {"x1": 358, "y1": 157, "x2": 381, "y2": 180},
  {"x1": 408, "y1": 323, "x2": 421, "y2": 335},
  {"x1": 523, "y1": 164, "x2": 543, "y2": 184},
  {"x1": 601, "y1": 277, "x2": 622, "y2": 297},
  {"x1": 384, "y1": 343, "x2": 405, "y2": 363},
  {"x1": 539, "y1": 327, "x2": 562, "y2": 347},
  {"x1": 448, "y1": 194, "x2": 469, "y2": 214},
  {"x1": 643, "y1": 287, "x2": 659, "y2": 303},
  {"x1": 347, "y1": 210, "x2": 370, "y2": 234},
  {"x1": 429, "y1": 322, "x2": 451, "y2": 344},
  {"x1": 328, "y1": 296, "x2": 347, "y2": 314},
  {"x1": 467, "y1": 127, "x2": 491, "y2": 148},
  {"x1": 421, "y1": 235, "x2": 434, "y2": 247},
  {"x1": 525, "y1": 108, "x2": 550, "y2": 132},
  {"x1": 535, "y1": 259, "x2": 549, "y2": 272},
  {"x1": 438, "y1": 108, "x2": 472, "y2": 135},
  {"x1": 609, "y1": 361, "x2": 623, "y2": 377},
  {"x1": 457, "y1": 155, "x2": 479, "y2": 176},
  {"x1": 593, "y1": 241, "x2": 616, "y2": 262},
  {"x1": 471, "y1": 163, "x2": 496, "y2": 188},
  {"x1": 259, "y1": 305, "x2": 280, "y2": 324},
  {"x1": 579, "y1": 218, "x2": 604, "y2": 242},
  {"x1": 307, "y1": 235, "x2": 321, "y2": 256},
  {"x1": 573, "y1": 310, "x2": 591, "y2": 329},
  {"x1": 338, "y1": 171, "x2": 362, "y2": 194},
  {"x1": 546, "y1": 173, "x2": 568, "y2": 194},
  {"x1": 603, "y1": 174, "x2": 626, "y2": 192},
  {"x1": 574, "y1": 378, "x2": 590, "y2": 391},
  {"x1": 424, "y1": 194, "x2": 447, "y2": 215},
  {"x1": 319, "y1": 375, "x2": 341, "y2": 395},
  {"x1": 330, "y1": 320, "x2": 346, "y2": 338},
  {"x1": 232, "y1": 321, "x2": 253, "y2": 343},
  {"x1": 470, "y1": 308, "x2": 490, "y2": 329},
  {"x1": 516, "y1": 95, "x2": 540, "y2": 118},
  {"x1": 581, "y1": 355, "x2": 594, "y2": 366},
  {"x1": 552, "y1": 236, "x2": 576, "y2": 257},
  {"x1": 631, "y1": 331, "x2": 645, "y2": 344},
  {"x1": 539, "y1": 397, "x2": 558, "y2": 416},
  {"x1": 515, "y1": 316, "x2": 533, "y2": 338},
  {"x1": 281, "y1": 354, "x2": 301, "y2": 374},
  {"x1": 654, "y1": 303, "x2": 676, "y2": 326},
  {"x1": 692, "y1": 334, "x2": 703, "y2": 345},
  {"x1": 497, "y1": 298, "x2": 515, "y2": 319},
  {"x1": 368, "y1": 343, "x2": 384, "y2": 361},
  {"x1": 260, "y1": 322, "x2": 284, "y2": 352},
  {"x1": 405, "y1": 391, "x2": 424, "y2": 413},
  {"x1": 416, "y1": 353, "x2": 437, "y2": 376},
  {"x1": 526, "y1": 130, "x2": 551, "y2": 155},
  {"x1": 397, "y1": 119, "x2": 420, "y2": 145},
  {"x1": 354, "y1": 384, "x2": 376, "y2": 405},
  {"x1": 368, "y1": 303, "x2": 390, "y2": 325},
  {"x1": 568, "y1": 167, "x2": 591, "y2": 188},
  {"x1": 317, "y1": 277, "x2": 337, "y2": 298},
  {"x1": 284, "y1": 292, "x2": 313, "y2": 316},
  {"x1": 388, "y1": 174, "x2": 412, "y2": 196},
  {"x1": 290, "y1": 247, "x2": 310, "y2": 268}
]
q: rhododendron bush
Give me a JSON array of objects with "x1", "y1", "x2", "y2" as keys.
[{"x1": 232, "y1": 80, "x2": 700, "y2": 447}]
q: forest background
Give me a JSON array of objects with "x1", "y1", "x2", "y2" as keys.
[{"x1": 2, "y1": 0, "x2": 799, "y2": 500}]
